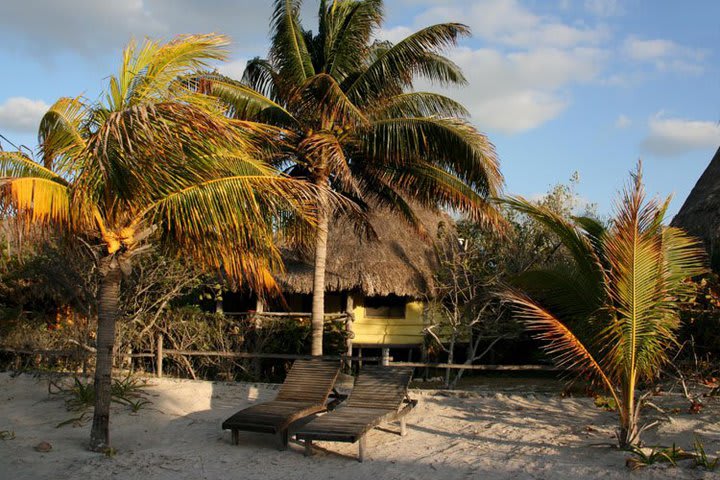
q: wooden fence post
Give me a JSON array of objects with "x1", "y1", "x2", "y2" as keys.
[
  {"x1": 344, "y1": 294, "x2": 354, "y2": 372},
  {"x1": 381, "y1": 348, "x2": 390, "y2": 366},
  {"x1": 156, "y1": 334, "x2": 164, "y2": 378}
]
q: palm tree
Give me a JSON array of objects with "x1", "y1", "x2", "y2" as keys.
[
  {"x1": 199, "y1": 0, "x2": 504, "y2": 355},
  {"x1": 0, "y1": 34, "x2": 317, "y2": 451},
  {"x1": 502, "y1": 165, "x2": 706, "y2": 448}
]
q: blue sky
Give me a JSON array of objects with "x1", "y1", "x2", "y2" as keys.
[{"x1": 1, "y1": 0, "x2": 718, "y2": 217}]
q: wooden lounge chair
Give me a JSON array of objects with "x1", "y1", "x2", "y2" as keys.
[
  {"x1": 222, "y1": 359, "x2": 340, "y2": 450},
  {"x1": 294, "y1": 366, "x2": 417, "y2": 462}
]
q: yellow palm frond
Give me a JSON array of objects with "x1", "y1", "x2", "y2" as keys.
[{"x1": 2, "y1": 177, "x2": 70, "y2": 225}]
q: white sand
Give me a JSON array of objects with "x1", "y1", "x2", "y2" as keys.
[{"x1": 1, "y1": 372, "x2": 718, "y2": 480}]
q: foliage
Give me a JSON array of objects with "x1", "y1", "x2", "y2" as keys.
[
  {"x1": 625, "y1": 444, "x2": 691, "y2": 471},
  {"x1": 502, "y1": 164, "x2": 707, "y2": 448},
  {"x1": 679, "y1": 273, "x2": 720, "y2": 360},
  {"x1": 0, "y1": 430, "x2": 16, "y2": 440},
  {"x1": 49, "y1": 374, "x2": 151, "y2": 415},
  {"x1": 692, "y1": 436, "x2": 719, "y2": 471},
  {"x1": 425, "y1": 174, "x2": 596, "y2": 383},
  {"x1": 197, "y1": 0, "x2": 505, "y2": 354},
  {"x1": 1, "y1": 33, "x2": 321, "y2": 451}
]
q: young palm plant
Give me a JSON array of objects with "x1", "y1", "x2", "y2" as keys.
[
  {"x1": 0, "y1": 34, "x2": 317, "y2": 451},
  {"x1": 196, "y1": 0, "x2": 504, "y2": 355},
  {"x1": 502, "y1": 166, "x2": 706, "y2": 448}
]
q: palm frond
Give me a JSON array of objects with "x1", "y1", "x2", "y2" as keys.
[
  {"x1": 38, "y1": 96, "x2": 87, "y2": 173},
  {"x1": 363, "y1": 117, "x2": 502, "y2": 197},
  {"x1": 143, "y1": 173, "x2": 318, "y2": 291},
  {"x1": 295, "y1": 73, "x2": 369, "y2": 127},
  {"x1": 242, "y1": 57, "x2": 283, "y2": 101},
  {"x1": 502, "y1": 288, "x2": 619, "y2": 403},
  {"x1": 1, "y1": 176, "x2": 70, "y2": 225},
  {"x1": 321, "y1": 0, "x2": 383, "y2": 80},
  {"x1": 346, "y1": 23, "x2": 470, "y2": 103},
  {"x1": 0, "y1": 151, "x2": 66, "y2": 183},
  {"x1": 371, "y1": 92, "x2": 469, "y2": 119},
  {"x1": 197, "y1": 73, "x2": 297, "y2": 125},
  {"x1": 270, "y1": 0, "x2": 315, "y2": 85},
  {"x1": 107, "y1": 34, "x2": 230, "y2": 110},
  {"x1": 502, "y1": 196, "x2": 603, "y2": 284}
]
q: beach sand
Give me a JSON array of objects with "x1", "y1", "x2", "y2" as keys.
[{"x1": 1, "y1": 372, "x2": 718, "y2": 479}]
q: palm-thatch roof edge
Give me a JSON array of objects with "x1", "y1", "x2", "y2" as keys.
[
  {"x1": 671, "y1": 146, "x2": 720, "y2": 268},
  {"x1": 276, "y1": 205, "x2": 453, "y2": 299}
]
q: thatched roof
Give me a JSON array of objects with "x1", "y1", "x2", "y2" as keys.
[
  {"x1": 277, "y1": 205, "x2": 452, "y2": 298},
  {"x1": 671, "y1": 146, "x2": 720, "y2": 268}
]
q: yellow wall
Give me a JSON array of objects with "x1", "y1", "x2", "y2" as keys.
[{"x1": 351, "y1": 295, "x2": 426, "y2": 346}]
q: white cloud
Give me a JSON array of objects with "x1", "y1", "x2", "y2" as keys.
[
  {"x1": 217, "y1": 58, "x2": 248, "y2": 80},
  {"x1": 433, "y1": 46, "x2": 604, "y2": 134},
  {"x1": 623, "y1": 36, "x2": 706, "y2": 74},
  {"x1": 642, "y1": 113, "x2": 720, "y2": 157},
  {"x1": 584, "y1": 0, "x2": 623, "y2": 17},
  {"x1": 414, "y1": 0, "x2": 608, "y2": 49},
  {"x1": 0, "y1": 1, "x2": 279, "y2": 59},
  {"x1": 615, "y1": 114, "x2": 631, "y2": 128},
  {"x1": 0, "y1": 97, "x2": 49, "y2": 133}
]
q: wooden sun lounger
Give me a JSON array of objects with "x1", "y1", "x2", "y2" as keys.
[
  {"x1": 222, "y1": 359, "x2": 340, "y2": 450},
  {"x1": 294, "y1": 366, "x2": 417, "y2": 462}
]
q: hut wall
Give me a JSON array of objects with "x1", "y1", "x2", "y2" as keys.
[{"x1": 352, "y1": 294, "x2": 426, "y2": 346}]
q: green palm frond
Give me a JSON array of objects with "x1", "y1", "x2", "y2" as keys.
[
  {"x1": 502, "y1": 196, "x2": 602, "y2": 284},
  {"x1": 346, "y1": 23, "x2": 470, "y2": 102},
  {"x1": 38, "y1": 96, "x2": 87, "y2": 173},
  {"x1": 364, "y1": 117, "x2": 501, "y2": 196},
  {"x1": 320, "y1": 0, "x2": 383, "y2": 79},
  {"x1": 371, "y1": 92, "x2": 470, "y2": 119},
  {"x1": 295, "y1": 73, "x2": 369, "y2": 127},
  {"x1": 242, "y1": 57, "x2": 282, "y2": 101},
  {"x1": 196, "y1": 73, "x2": 297, "y2": 125},
  {"x1": 270, "y1": 0, "x2": 315, "y2": 85},
  {"x1": 144, "y1": 173, "x2": 317, "y2": 291},
  {"x1": 0, "y1": 151, "x2": 66, "y2": 183}
]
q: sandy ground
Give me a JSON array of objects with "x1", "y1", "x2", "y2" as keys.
[{"x1": 1, "y1": 372, "x2": 719, "y2": 480}]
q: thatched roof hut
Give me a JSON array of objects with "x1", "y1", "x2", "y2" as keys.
[
  {"x1": 277, "y1": 205, "x2": 452, "y2": 299},
  {"x1": 671, "y1": 146, "x2": 720, "y2": 268}
]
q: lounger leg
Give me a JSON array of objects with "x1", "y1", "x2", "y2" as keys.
[
  {"x1": 277, "y1": 430, "x2": 289, "y2": 451},
  {"x1": 400, "y1": 418, "x2": 407, "y2": 437},
  {"x1": 231, "y1": 429, "x2": 239, "y2": 445},
  {"x1": 358, "y1": 435, "x2": 366, "y2": 462},
  {"x1": 304, "y1": 439, "x2": 313, "y2": 457}
]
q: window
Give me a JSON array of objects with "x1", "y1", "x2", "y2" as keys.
[{"x1": 364, "y1": 295, "x2": 406, "y2": 318}]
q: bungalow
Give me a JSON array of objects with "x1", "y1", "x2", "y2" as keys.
[{"x1": 222, "y1": 202, "x2": 451, "y2": 360}]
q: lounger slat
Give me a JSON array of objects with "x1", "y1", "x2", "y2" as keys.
[
  {"x1": 295, "y1": 366, "x2": 416, "y2": 460},
  {"x1": 222, "y1": 359, "x2": 340, "y2": 448}
]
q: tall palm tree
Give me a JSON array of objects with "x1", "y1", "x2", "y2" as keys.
[
  {"x1": 0, "y1": 34, "x2": 317, "y2": 451},
  {"x1": 502, "y1": 165, "x2": 706, "y2": 448},
  {"x1": 199, "y1": 0, "x2": 504, "y2": 355}
]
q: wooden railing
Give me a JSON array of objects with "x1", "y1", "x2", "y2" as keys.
[{"x1": 0, "y1": 338, "x2": 559, "y2": 378}]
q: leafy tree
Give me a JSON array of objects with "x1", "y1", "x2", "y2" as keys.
[
  {"x1": 0, "y1": 34, "x2": 316, "y2": 451},
  {"x1": 198, "y1": 0, "x2": 504, "y2": 355},
  {"x1": 502, "y1": 165, "x2": 707, "y2": 448},
  {"x1": 427, "y1": 175, "x2": 595, "y2": 387}
]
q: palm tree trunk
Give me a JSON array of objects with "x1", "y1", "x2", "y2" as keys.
[
  {"x1": 618, "y1": 386, "x2": 640, "y2": 448},
  {"x1": 311, "y1": 188, "x2": 330, "y2": 356},
  {"x1": 89, "y1": 257, "x2": 122, "y2": 452}
]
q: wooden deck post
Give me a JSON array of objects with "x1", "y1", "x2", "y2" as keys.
[
  {"x1": 304, "y1": 439, "x2": 313, "y2": 457},
  {"x1": 276, "y1": 430, "x2": 289, "y2": 450},
  {"x1": 400, "y1": 418, "x2": 407, "y2": 436},
  {"x1": 344, "y1": 294, "x2": 354, "y2": 372},
  {"x1": 358, "y1": 435, "x2": 367, "y2": 462},
  {"x1": 156, "y1": 334, "x2": 163, "y2": 378},
  {"x1": 381, "y1": 348, "x2": 390, "y2": 366}
]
